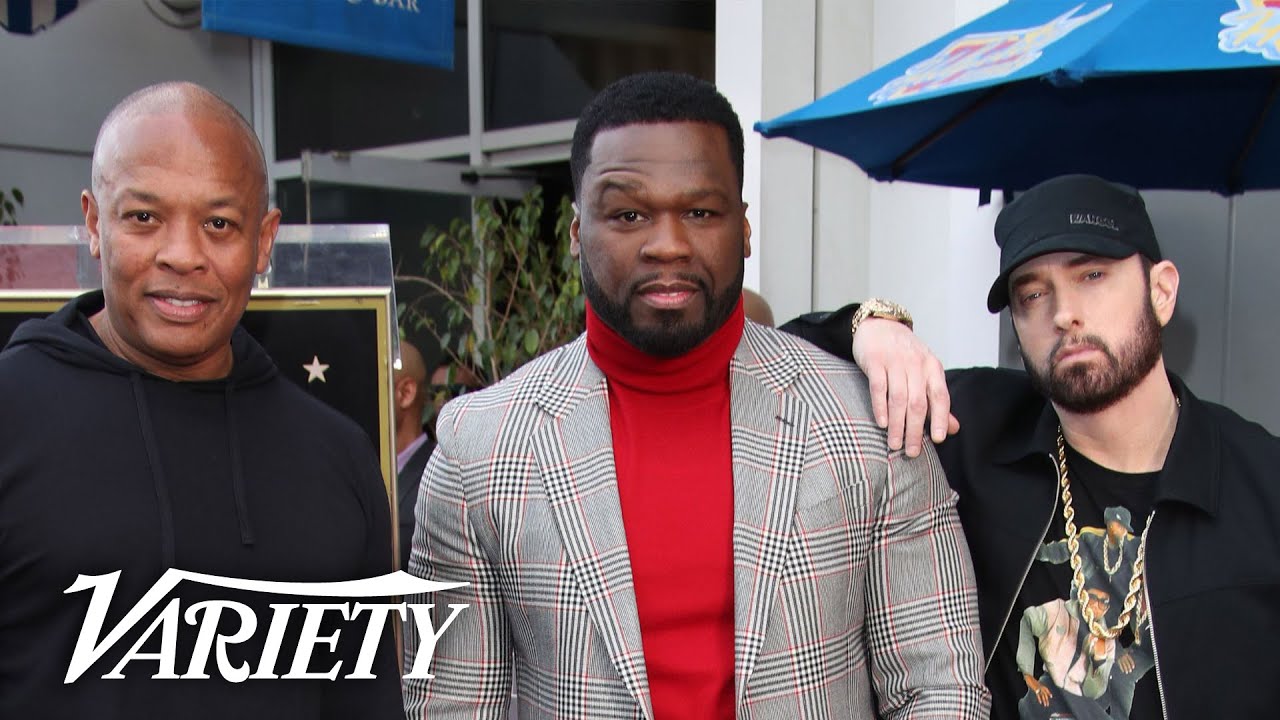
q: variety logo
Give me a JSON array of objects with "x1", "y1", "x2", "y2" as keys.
[
  {"x1": 63, "y1": 569, "x2": 467, "y2": 683},
  {"x1": 869, "y1": 4, "x2": 1112, "y2": 105},
  {"x1": 1220, "y1": 0, "x2": 1280, "y2": 61}
]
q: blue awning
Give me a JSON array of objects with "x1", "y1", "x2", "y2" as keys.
[
  {"x1": 202, "y1": 0, "x2": 454, "y2": 69},
  {"x1": 756, "y1": 0, "x2": 1280, "y2": 194}
]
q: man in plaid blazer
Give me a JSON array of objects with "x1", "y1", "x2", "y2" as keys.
[{"x1": 403, "y1": 72, "x2": 988, "y2": 719}]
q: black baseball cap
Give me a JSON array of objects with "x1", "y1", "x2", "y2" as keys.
[
  {"x1": 987, "y1": 174, "x2": 1162, "y2": 313},
  {"x1": 1104, "y1": 506, "x2": 1134, "y2": 533}
]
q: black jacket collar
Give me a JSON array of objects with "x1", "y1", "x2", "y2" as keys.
[
  {"x1": 1159, "y1": 374, "x2": 1220, "y2": 515},
  {"x1": 990, "y1": 372, "x2": 1218, "y2": 516}
]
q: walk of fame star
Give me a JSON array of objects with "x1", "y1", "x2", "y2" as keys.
[{"x1": 303, "y1": 355, "x2": 330, "y2": 383}]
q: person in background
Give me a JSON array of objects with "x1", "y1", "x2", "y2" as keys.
[
  {"x1": 742, "y1": 287, "x2": 775, "y2": 326},
  {"x1": 394, "y1": 340, "x2": 434, "y2": 570},
  {"x1": 428, "y1": 359, "x2": 483, "y2": 413},
  {"x1": 423, "y1": 358, "x2": 483, "y2": 437}
]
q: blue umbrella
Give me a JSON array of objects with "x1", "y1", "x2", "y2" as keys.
[{"x1": 755, "y1": 0, "x2": 1280, "y2": 194}]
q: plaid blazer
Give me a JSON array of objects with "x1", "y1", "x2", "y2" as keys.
[{"x1": 404, "y1": 323, "x2": 988, "y2": 719}]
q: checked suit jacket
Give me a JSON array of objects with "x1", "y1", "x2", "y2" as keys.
[{"x1": 403, "y1": 323, "x2": 989, "y2": 719}]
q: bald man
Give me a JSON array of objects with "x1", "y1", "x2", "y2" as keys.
[
  {"x1": 394, "y1": 340, "x2": 433, "y2": 570},
  {"x1": 0, "y1": 82, "x2": 403, "y2": 718},
  {"x1": 743, "y1": 288, "x2": 775, "y2": 327}
]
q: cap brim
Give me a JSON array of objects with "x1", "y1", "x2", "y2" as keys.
[{"x1": 986, "y1": 233, "x2": 1141, "y2": 313}]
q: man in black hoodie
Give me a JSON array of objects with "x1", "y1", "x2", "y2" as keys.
[{"x1": 0, "y1": 82, "x2": 403, "y2": 718}]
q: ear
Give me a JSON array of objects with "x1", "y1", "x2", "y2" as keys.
[
  {"x1": 255, "y1": 208, "x2": 282, "y2": 275},
  {"x1": 83, "y1": 190, "x2": 102, "y2": 258},
  {"x1": 742, "y1": 205, "x2": 752, "y2": 259},
  {"x1": 569, "y1": 202, "x2": 582, "y2": 258},
  {"x1": 1149, "y1": 259, "x2": 1179, "y2": 326},
  {"x1": 394, "y1": 376, "x2": 418, "y2": 410}
]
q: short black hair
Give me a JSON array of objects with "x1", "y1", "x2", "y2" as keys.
[{"x1": 570, "y1": 72, "x2": 744, "y2": 200}]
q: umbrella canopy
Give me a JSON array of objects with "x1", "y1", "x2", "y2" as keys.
[{"x1": 755, "y1": 0, "x2": 1280, "y2": 194}]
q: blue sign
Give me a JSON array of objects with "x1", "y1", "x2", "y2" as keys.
[{"x1": 203, "y1": 0, "x2": 454, "y2": 69}]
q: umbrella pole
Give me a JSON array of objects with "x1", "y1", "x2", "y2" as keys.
[
  {"x1": 891, "y1": 85, "x2": 1008, "y2": 180},
  {"x1": 1222, "y1": 193, "x2": 1239, "y2": 408}
]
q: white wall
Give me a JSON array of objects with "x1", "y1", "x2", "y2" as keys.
[
  {"x1": 811, "y1": 0, "x2": 873, "y2": 312},
  {"x1": 718, "y1": 0, "x2": 1005, "y2": 366},
  {"x1": 716, "y1": 0, "x2": 817, "y2": 322},
  {"x1": 714, "y1": 0, "x2": 766, "y2": 295},
  {"x1": 0, "y1": 0, "x2": 255, "y2": 224}
]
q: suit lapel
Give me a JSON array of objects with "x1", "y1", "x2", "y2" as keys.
[
  {"x1": 526, "y1": 328, "x2": 809, "y2": 712},
  {"x1": 729, "y1": 324, "x2": 808, "y2": 702},
  {"x1": 530, "y1": 339, "x2": 654, "y2": 719}
]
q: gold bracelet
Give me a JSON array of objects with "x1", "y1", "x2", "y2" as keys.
[{"x1": 850, "y1": 298, "x2": 914, "y2": 337}]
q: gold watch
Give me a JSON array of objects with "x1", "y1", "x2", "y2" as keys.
[{"x1": 850, "y1": 298, "x2": 913, "y2": 336}]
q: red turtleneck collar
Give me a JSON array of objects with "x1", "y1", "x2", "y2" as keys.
[
  {"x1": 583, "y1": 296, "x2": 744, "y2": 720},
  {"x1": 585, "y1": 298, "x2": 745, "y2": 393}
]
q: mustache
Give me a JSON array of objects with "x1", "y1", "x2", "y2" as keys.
[
  {"x1": 627, "y1": 272, "x2": 709, "y2": 296},
  {"x1": 1051, "y1": 335, "x2": 1110, "y2": 364}
]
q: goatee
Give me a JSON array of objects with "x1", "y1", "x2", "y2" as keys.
[
  {"x1": 580, "y1": 257, "x2": 743, "y2": 358},
  {"x1": 1024, "y1": 300, "x2": 1163, "y2": 414}
]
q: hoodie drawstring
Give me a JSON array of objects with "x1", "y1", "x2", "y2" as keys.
[
  {"x1": 130, "y1": 373, "x2": 177, "y2": 568},
  {"x1": 225, "y1": 383, "x2": 256, "y2": 546},
  {"x1": 129, "y1": 375, "x2": 257, "y2": 569}
]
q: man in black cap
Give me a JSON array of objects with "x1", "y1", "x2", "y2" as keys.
[{"x1": 783, "y1": 173, "x2": 1280, "y2": 719}]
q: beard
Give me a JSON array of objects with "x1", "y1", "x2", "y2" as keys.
[
  {"x1": 1024, "y1": 299, "x2": 1163, "y2": 414},
  {"x1": 580, "y1": 256, "x2": 744, "y2": 358}
]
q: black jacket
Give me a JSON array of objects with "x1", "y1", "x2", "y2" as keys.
[
  {"x1": 0, "y1": 292, "x2": 403, "y2": 719},
  {"x1": 397, "y1": 436, "x2": 435, "y2": 570},
  {"x1": 783, "y1": 305, "x2": 1280, "y2": 719}
]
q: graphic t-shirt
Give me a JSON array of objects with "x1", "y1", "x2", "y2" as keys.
[{"x1": 989, "y1": 445, "x2": 1163, "y2": 720}]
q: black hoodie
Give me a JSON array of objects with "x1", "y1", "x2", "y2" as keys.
[{"x1": 0, "y1": 292, "x2": 403, "y2": 719}]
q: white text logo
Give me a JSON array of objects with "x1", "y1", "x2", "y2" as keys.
[{"x1": 63, "y1": 569, "x2": 466, "y2": 683}]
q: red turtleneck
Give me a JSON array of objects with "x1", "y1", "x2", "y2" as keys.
[{"x1": 585, "y1": 299, "x2": 744, "y2": 720}]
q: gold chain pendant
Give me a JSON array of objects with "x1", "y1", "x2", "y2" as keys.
[{"x1": 1055, "y1": 429, "x2": 1153, "y2": 640}]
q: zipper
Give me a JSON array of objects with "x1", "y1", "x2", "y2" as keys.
[
  {"x1": 1142, "y1": 508, "x2": 1170, "y2": 720},
  {"x1": 984, "y1": 452, "x2": 1060, "y2": 673}
]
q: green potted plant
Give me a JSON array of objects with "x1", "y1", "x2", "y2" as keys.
[
  {"x1": 398, "y1": 185, "x2": 584, "y2": 388},
  {"x1": 0, "y1": 187, "x2": 23, "y2": 225}
]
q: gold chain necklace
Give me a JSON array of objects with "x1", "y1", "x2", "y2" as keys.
[
  {"x1": 1101, "y1": 535, "x2": 1124, "y2": 576},
  {"x1": 1055, "y1": 430, "x2": 1154, "y2": 640}
]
